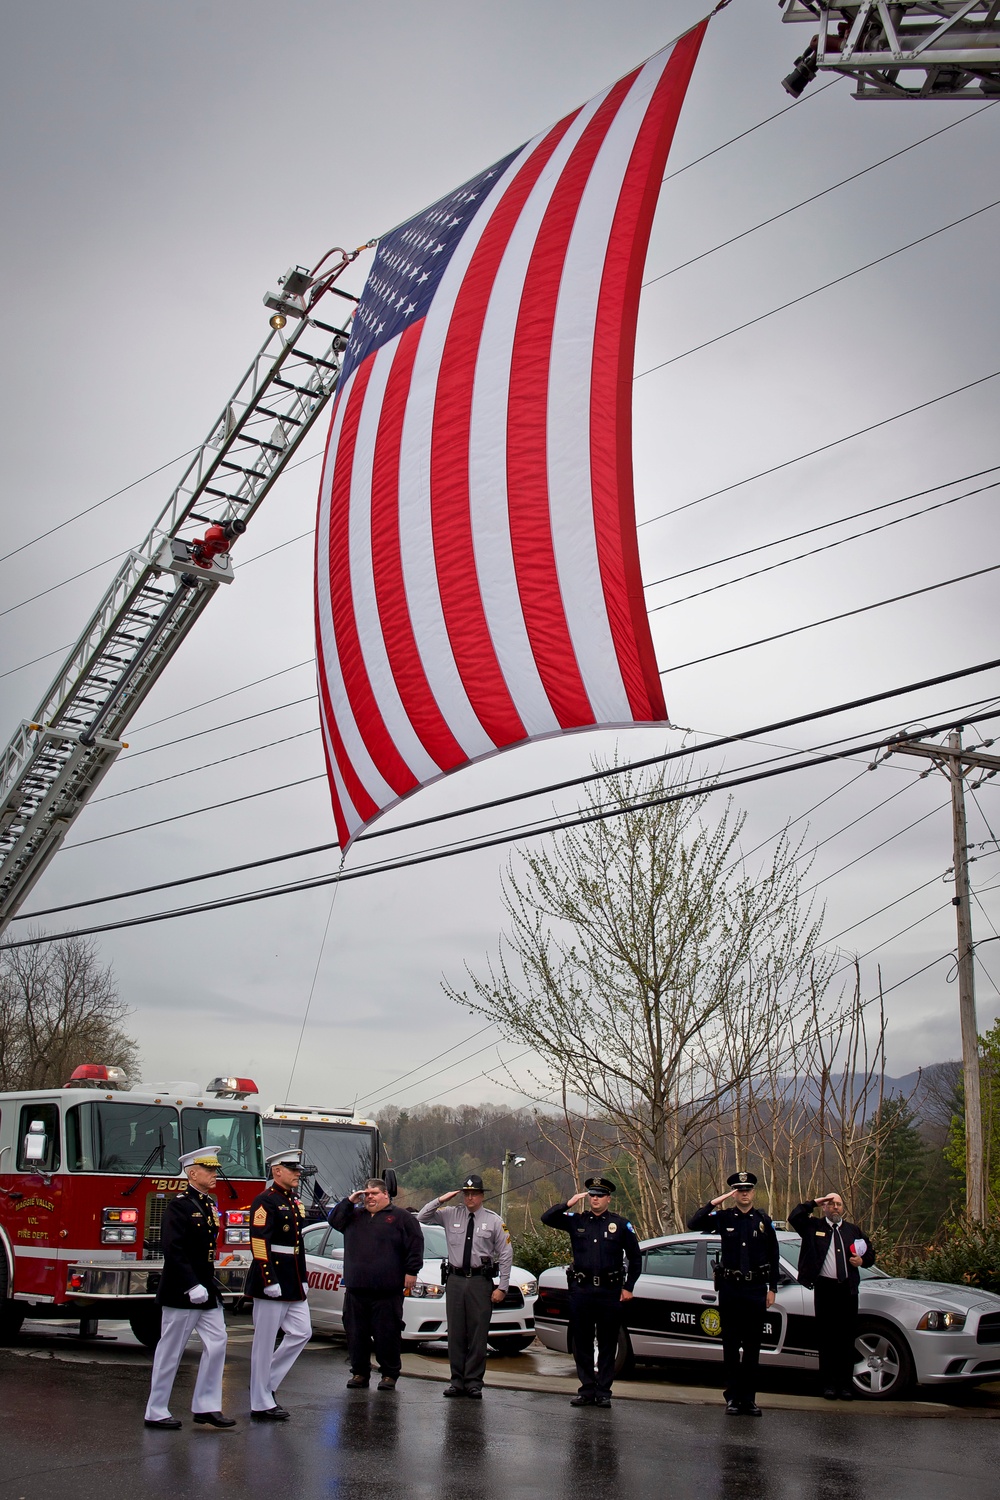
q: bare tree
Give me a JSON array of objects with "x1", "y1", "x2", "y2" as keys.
[
  {"x1": 445, "y1": 763, "x2": 833, "y2": 1234},
  {"x1": 0, "y1": 935, "x2": 139, "y2": 1090}
]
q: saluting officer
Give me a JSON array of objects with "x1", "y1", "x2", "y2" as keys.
[
  {"x1": 246, "y1": 1147, "x2": 312, "y2": 1421},
  {"x1": 541, "y1": 1177, "x2": 642, "y2": 1408},
  {"x1": 144, "y1": 1148, "x2": 235, "y2": 1430},
  {"x1": 688, "y1": 1170, "x2": 779, "y2": 1417},
  {"x1": 417, "y1": 1173, "x2": 513, "y2": 1399}
]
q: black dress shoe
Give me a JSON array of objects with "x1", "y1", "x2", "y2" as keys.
[
  {"x1": 570, "y1": 1394, "x2": 596, "y2": 1406},
  {"x1": 443, "y1": 1385, "x2": 465, "y2": 1397},
  {"x1": 838, "y1": 1388, "x2": 855, "y2": 1401},
  {"x1": 346, "y1": 1374, "x2": 370, "y2": 1389},
  {"x1": 822, "y1": 1388, "x2": 838, "y2": 1400},
  {"x1": 742, "y1": 1401, "x2": 762, "y2": 1417},
  {"x1": 377, "y1": 1376, "x2": 398, "y2": 1391},
  {"x1": 725, "y1": 1398, "x2": 741, "y2": 1415},
  {"x1": 466, "y1": 1387, "x2": 483, "y2": 1400},
  {"x1": 251, "y1": 1407, "x2": 289, "y2": 1421},
  {"x1": 193, "y1": 1412, "x2": 236, "y2": 1428},
  {"x1": 144, "y1": 1417, "x2": 182, "y2": 1430},
  {"x1": 594, "y1": 1394, "x2": 611, "y2": 1408}
]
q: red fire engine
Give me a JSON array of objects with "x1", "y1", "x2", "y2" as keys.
[{"x1": 0, "y1": 1064, "x2": 265, "y2": 1347}]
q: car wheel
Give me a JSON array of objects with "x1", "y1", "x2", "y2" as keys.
[
  {"x1": 487, "y1": 1335, "x2": 535, "y2": 1354},
  {"x1": 128, "y1": 1306, "x2": 163, "y2": 1350},
  {"x1": 0, "y1": 1257, "x2": 25, "y2": 1344},
  {"x1": 853, "y1": 1319, "x2": 914, "y2": 1399}
]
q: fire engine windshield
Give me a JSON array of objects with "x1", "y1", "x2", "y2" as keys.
[
  {"x1": 181, "y1": 1109, "x2": 264, "y2": 1178},
  {"x1": 66, "y1": 1101, "x2": 181, "y2": 1174}
]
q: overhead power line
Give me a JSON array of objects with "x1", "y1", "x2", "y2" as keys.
[
  {"x1": 6, "y1": 703, "x2": 1000, "y2": 950},
  {"x1": 661, "y1": 80, "x2": 839, "y2": 184},
  {"x1": 638, "y1": 368, "x2": 1000, "y2": 529}
]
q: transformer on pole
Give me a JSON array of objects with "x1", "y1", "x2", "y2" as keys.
[{"x1": 779, "y1": 2, "x2": 1000, "y2": 100}]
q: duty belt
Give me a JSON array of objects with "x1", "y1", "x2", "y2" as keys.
[
  {"x1": 447, "y1": 1264, "x2": 496, "y2": 1278},
  {"x1": 568, "y1": 1269, "x2": 623, "y2": 1288},
  {"x1": 716, "y1": 1265, "x2": 769, "y2": 1284}
]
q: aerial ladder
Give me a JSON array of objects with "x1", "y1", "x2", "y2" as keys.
[
  {"x1": 780, "y1": 1, "x2": 1000, "y2": 99},
  {"x1": 0, "y1": 251, "x2": 363, "y2": 937}
]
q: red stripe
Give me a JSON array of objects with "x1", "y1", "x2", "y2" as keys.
[
  {"x1": 370, "y1": 322, "x2": 466, "y2": 771},
  {"x1": 506, "y1": 73, "x2": 640, "y2": 729},
  {"x1": 326, "y1": 357, "x2": 420, "y2": 800},
  {"x1": 429, "y1": 116, "x2": 578, "y2": 746},
  {"x1": 591, "y1": 26, "x2": 707, "y2": 723},
  {"x1": 313, "y1": 403, "x2": 381, "y2": 836}
]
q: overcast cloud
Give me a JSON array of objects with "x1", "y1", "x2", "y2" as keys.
[{"x1": 1, "y1": 1, "x2": 997, "y2": 1122}]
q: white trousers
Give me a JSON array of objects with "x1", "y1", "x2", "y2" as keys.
[
  {"x1": 145, "y1": 1304, "x2": 228, "y2": 1420},
  {"x1": 249, "y1": 1297, "x2": 312, "y2": 1412}
]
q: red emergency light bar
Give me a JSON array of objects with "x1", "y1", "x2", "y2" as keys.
[
  {"x1": 65, "y1": 1063, "x2": 128, "y2": 1089},
  {"x1": 207, "y1": 1076, "x2": 258, "y2": 1100}
]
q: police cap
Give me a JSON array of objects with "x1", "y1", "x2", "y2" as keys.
[
  {"x1": 585, "y1": 1177, "x2": 617, "y2": 1197},
  {"x1": 461, "y1": 1174, "x2": 485, "y2": 1191},
  {"x1": 727, "y1": 1171, "x2": 758, "y2": 1189}
]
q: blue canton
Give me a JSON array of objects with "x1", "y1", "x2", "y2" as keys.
[{"x1": 340, "y1": 147, "x2": 523, "y2": 384}]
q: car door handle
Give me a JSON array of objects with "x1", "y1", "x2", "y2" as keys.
[{"x1": 701, "y1": 1295, "x2": 717, "y2": 1303}]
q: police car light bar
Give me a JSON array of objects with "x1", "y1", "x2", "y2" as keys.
[
  {"x1": 207, "y1": 1076, "x2": 259, "y2": 1100},
  {"x1": 65, "y1": 1063, "x2": 129, "y2": 1089}
]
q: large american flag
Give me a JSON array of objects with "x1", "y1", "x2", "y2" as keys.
[{"x1": 316, "y1": 24, "x2": 707, "y2": 848}]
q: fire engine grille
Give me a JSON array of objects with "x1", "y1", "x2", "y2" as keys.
[{"x1": 144, "y1": 1190, "x2": 181, "y2": 1259}]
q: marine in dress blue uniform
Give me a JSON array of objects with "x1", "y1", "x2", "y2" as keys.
[
  {"x1": 246, "y1": 1148, "x2": 312, "y2": 1420},
  {"x1": 541, "y1": 1177, "x2": 642, "y2": 1407},
  {"x1": 687, "y1": 1170, "x2": 779, "y2": 1416}
]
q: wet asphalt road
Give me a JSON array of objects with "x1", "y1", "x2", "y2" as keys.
[{"x1": 1, "y1": 1327, "x2": 996, "y2": 1500}]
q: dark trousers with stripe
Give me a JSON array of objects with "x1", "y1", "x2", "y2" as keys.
[
  {"x1": 445, "y1": 1273, "x2": 493, "y2": 1390},
  {"x1": 719, "y1": 1283, "x2": 767, "y2": 1402},
  {"x1": 813, "y1": 1277, "x2": 859, "y2": 1391},
  {"x1": 569, "y1": 1287, "x2": 622, "y2": 1396}
]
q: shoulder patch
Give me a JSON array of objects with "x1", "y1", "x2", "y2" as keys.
[{"x1": 252, "y1": 1206, "x2": 268, "y2": 1227}]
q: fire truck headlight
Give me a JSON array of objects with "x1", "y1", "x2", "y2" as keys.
[
  {"x1": 101, "y1": 1207, "x2": 139, "y2": 1244},
  {"x1": 224, "y1": 1229, "x2": 251, "y2": 1244}
]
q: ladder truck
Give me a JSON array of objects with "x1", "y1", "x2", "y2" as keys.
[
  {"x1": 779, "y1": 1, "x2": 1000, "y2": 99},
  {"x1": 0, "y1": 250, "x2": 361, "y2": 939}
]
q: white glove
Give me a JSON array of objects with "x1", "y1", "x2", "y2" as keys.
[
  {"x1": 186, "y1": 1284, "x2": 210, "y2": 1305},
  {"x1": 263, "y1": 1283, "x2": 283, "y2": 1299}
]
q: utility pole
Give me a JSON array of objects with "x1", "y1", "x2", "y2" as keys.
[
  {"x1": 500, "y1": 1151, "x2": 526, "y2": 1223},
  {"x1": 888, "y1": 728, "x2": 1000, "y2": 1222}
]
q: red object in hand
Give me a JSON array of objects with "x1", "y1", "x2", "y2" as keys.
[{"x1": 189, "y1": 525, "x2": 232, "y2": 569}]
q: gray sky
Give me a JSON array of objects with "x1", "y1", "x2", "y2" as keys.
[{"x1": 1, "y1": 1, "x2": 998, "y2": 1122}]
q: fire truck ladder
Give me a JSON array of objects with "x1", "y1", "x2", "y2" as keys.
[
  {"x1": 780, "y1": 1, "x2": 1000, "y2": 100},
  {"x1": 0, "y1": 258, "x2": 357, "y2": 936}
]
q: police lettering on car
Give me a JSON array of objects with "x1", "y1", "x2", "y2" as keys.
[
  {"x1": 687, "y1": 1171, "x2": 779, "y2": 1417},
  {"x1": 541, "y1": 1178, "x2": 642, "y2": 1407}
]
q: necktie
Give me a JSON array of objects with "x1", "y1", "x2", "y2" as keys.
[
  {"x1": 834, "y1": 1225, "x2": 848, "y2": 1281},
  {"x1": 462, "y1": 1211, "x2": 475, "y2": 1272}
]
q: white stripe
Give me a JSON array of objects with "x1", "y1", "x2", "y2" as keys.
[
  {"x1": 465, "y1": 104, "x2": 612, "y2": 738},
  {"x1": 547, "y1": 55, "x2": 670, "y2": 722},
  {"x1": 346, "y1": 337, "x2": 442, "y2": 784},
  {"x1": 315, "y1": 373, "x2": 397, "y2": 816},
  {"x1": 395, "y1": 144, "x2": 539, "y2": 756}
]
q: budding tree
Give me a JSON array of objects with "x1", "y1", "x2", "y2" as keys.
[{"x1": 446, "y1": 764, "x2": 833, "y2": 1234}]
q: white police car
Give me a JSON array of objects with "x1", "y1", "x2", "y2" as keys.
[
  {"x1": 302, "y1": 1218, "x2": 538, "y2": 1352},
  {"x1": 534, "y1": 1230, "x2": 1000, "y2": 1398}
]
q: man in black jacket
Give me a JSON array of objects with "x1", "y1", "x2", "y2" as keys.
[
  {"x1": 247, "y1": 1148, "x2": 312, "y2": 1420},
  {"x1": 688, "y1": 1171, "x2": 780, "y2": 1417},
  {"x1": 789, "y1": 1192, "x2": 875, "y2": 1400},
  {"x1": 144, "y1": 1148, "x2": 235, "y2": 1430},
  {"x1": 329, "y1": 1178, "x2": 424, "y2": 1390}
]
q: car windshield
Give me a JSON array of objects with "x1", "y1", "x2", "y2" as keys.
[
  {"x1": 777, "y1": 1235, "x2": 889, "y2": 1280},
  {"x1": 421, "y1": 1223, "x2": 448, "y2": 1258},
  {"x1": 67, "y1": 1101, "x2": 181, "y2": 1174},
  {"x1": 181, "y1": 1109, "x2": 264, "y2": 1178}
]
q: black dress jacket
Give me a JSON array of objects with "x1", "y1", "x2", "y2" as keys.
[
  {"x1": 328, "y1": 1199, "x2": 424, "y2": 1292},
  {"x1": 156, "y1": 1186, "x2": 223, "y2": 1309},
  {"x1": 245, "y1": 1184, "x2": 308, "y2": 1301},
  {"x1": 539, "y1": 1204, "x2": 643, "y2": 1289},
  {"x1": 788, "y1": 1201, "x2": 876, "y2": 1290}
]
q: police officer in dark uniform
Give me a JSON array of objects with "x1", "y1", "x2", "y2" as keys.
[
  {"x1": 542, "y1": 1177, "x2": 642, "y2": 1407},
  {"x1": 688, "y1": 1170, "x2": 779, "y2": 1416},
  {"x1": 247, "y1": 1147, "x2": 313, "y2": 1420}
]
